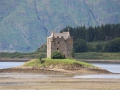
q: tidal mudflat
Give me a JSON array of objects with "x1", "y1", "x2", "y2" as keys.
[
  {"x1": 0, "y1": 61, "x2": 120, "y2": 90},
  {"x1": 0, "y1": 76, "x2": 120, "y2": 90}
]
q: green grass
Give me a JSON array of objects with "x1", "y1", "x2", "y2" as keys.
[
  {"x1": 87, "y1": 41, "x2": 107, "y2": 46},
  {"x1": 0, "y1": 52, "x2": 46, "y2": 59},
  {"x1": 75, "y1": 52, "x2": 120, "y2": 60},
  {"x1": 23, "y1": 59, "x2": 42, "y2": 66},
  {"x1": 0, "y1": 50, "x2": 46, "y2": 59},
  {"x1": 23, "y1": 58, "x2": 95, "y2": 68},
  {"x1": 87, "y1": 41, "x2": 107, "y2": 51}
]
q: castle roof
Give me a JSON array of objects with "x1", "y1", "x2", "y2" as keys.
[
  {"x1": 48, "y1": 31, "x2": 70, "y2": 39},
  {"x1": 53, "y1": 32, "x2": 70, "y2": 39}
]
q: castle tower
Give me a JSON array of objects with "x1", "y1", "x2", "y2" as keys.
[{"x1": 47, "y1": 31, "x2": 73, "y2": 58}]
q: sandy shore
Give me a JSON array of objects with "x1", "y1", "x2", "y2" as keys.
[
  {"x1": 0, "y1": 76, "x2": 120, "y2": 90},
  {"x1": 0, "y1": 65, "x2": 112, "y2": 75},
  {"x1": 0, "y1": 66, "x2": 118, "y2": 90},
  {"x1": 0, "y1": 59, "x2": 119, "y2": 90}
]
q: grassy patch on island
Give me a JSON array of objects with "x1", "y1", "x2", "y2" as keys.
[{"x1": 23, "y1": 58, "x2": 95, "y2": 68}]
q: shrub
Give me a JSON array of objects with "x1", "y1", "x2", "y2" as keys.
[
  {"x1": 96, "y1": 44, "x2": 103, "y2": 52},
  {"x1": 38, "y1": 53, "x2": 46, "y2": 63},
  {"x1": 73, "y1": 39, "x2": 87, "y2": 52},
  {"x1": 51, "y1": 50, "x2": 65, "y2": 59},
  {"x1": 87, "y1": 45, "x2": 96, "y2": 52},
  {"x1": 104, "y1": 38, "x2": 120, "y2": 52}
]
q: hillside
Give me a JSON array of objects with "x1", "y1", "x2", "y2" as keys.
[{"x1": 0, "y1": 0, "x2": 120, "y2": 52}]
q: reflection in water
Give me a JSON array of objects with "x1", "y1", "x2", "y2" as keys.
[
  {"x1": 73, "y1": 74, "x2": 120, "y2": 79},
  {"x1": 0, "y1": 73, "x2": 70, "y2": 79},
  {"x1": 0, "y1": 73, "x2": 48, "y2": 78}
]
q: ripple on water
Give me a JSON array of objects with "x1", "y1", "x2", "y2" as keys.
[
  {"x1": 0, "y1": 73, "x2": 48, "y2": 78},
  {"x1": 0, "y1": 82, "x2": 28, "y2": 86},
  {"x1": 73, "y1": 74, "x2": 120, "y2": 79}
]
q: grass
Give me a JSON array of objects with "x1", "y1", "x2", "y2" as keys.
[
  {"x1": 23, "y1": 58, "x2": 95, "y2": 68},
  {"x1": 75, "y1": 52, "x2": 120, "y2": 60},
  {"x1": 23, "y1": 59, "x2": 42, "y2": 66},
  {"x1": 0, "y1": 52, "x2": 46, "y2": 59},
  {"x1": 87, "y1": 41, "x2": 107, "y2": 51},
  {"x1": 87, "y1": 41, "x2": 107, "y2": 46}
]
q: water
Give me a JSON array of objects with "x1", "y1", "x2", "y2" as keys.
[
  {"x1": 92, "y1": 63, "x2": 120, "y2": 73},
  {"x1": 0, "y1": 73, "x2": 69, "y2": 79},
  {"x1": 0, "y1": 62, "x2": 24, "y2": 69},
  {"x1": 1, "y1": 62, "x2": 120, "y2": 73},
  {"x1": 73, "y1": 74, "x2": 120, "y2": 79},
  {"x1": 0, "y1": 73, "x2": 48, "y2": 78},
  {"x1": 73, "y1": 63, "x2": 120, "y2": 79},
  {"x1": 0, "y1": 62, "x2": 120, "y2": 78}
]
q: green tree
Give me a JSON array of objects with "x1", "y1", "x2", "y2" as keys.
[
  {"x1": 74, "y1": 39, "x2": 87, "y2": 53},
  {"x1": 86, "y1": 26, "x2": 95, "y2": 42},
  {"x1": 51, "y1": 50, "x2": 65, "y2": 59},
  {"x1": 104, "y1": 38, "x2": 120, "y2": 52},
  {"x1": 71, "y1": 49, "x2": 74, "y2": 58},
  {"x1": 38, "y1": 54, "x2": 44, "y2": 63},
  {"x1": 96, "y1": 44, "x2": 103, "y2": 52}
]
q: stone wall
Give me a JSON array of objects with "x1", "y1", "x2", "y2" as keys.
[
  {"x1": 47, "y1": 36, "x2": 73, "y2": 58},
  {"x1": 47, "y1": 37, "x2": 52, "y2": 58}
]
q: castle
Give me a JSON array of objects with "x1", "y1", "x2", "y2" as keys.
[{"x1": 47, "y1": 31, "x2": 73, "y2": 58}]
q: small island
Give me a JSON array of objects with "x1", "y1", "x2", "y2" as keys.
[
  {"x1": 0, "y1": 58, "x2": 111, "y2": 75},
  {"x1": 0, "y1": 31, "x2": 111, "y2": 75}
]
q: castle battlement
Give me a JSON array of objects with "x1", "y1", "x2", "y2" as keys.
[{"x1": 47, "y1": 31, "x2": 73, "y2": 58}]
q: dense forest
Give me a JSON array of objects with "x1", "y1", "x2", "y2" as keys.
[
  {"x1": 61, "y1": 23, "x2": 120, "y2": 52},
  {"x1": 1, "y1": 23, "x2": 120, "y2": 59}
]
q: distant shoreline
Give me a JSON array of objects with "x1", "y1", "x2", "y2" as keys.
[
  {"x1": 0, "y1": 58, "x2": 31, "y2": 62},
  {"x1": 80, "y1": 59, "x2": 120, "y2": 64},
  {"x1": 0, "y1": 58, "x2": 120, "y2": 63}
]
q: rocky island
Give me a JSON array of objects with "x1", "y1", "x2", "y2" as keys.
[{"x1": 0, "y1": 58, "x2": 111, "y2": 75}]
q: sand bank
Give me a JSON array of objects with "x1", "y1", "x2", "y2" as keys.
[{"x1": 0, "y1": 77, "x2": 120, "y2": 90}]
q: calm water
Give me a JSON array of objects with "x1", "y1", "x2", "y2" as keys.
[
  {"x1": 73, "y1": 74, "x2": 120, "y2": 79},
  {"x1": 91, "y1": 63, "x2": 120, "y2": 73},
  {"x1": 0, "y1": 62, "x2": 120, "y2": 78},
  {"x1": 73, "y1": 63, "x2": 120, "y2": 79},
  {"x1": 0, "y1": 62, "x2": 24, "y2": 69},
  {"x1": 0, "y1": 73, "x2": 48, "y2": 78},
  {"x1": 1, "y1": 62, "x2": 120, "y2": 73}
]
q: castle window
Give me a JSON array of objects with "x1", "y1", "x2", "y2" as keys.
[
  {"x1": 58, "y1": 42, "x2": 59, "y2": 44},
  {"x1": 57, "y1": 48, "x2": 59, "y2": 50}
]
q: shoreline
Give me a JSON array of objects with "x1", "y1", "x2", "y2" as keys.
[
  {"x1": 0, "y1": 58, "x2": 120, "y2": 64},
  {"x1": 0, "y1": 65, "x2": 112, "y2": 75},
  {"x1": 0, "y1": 59, "x2": 120, "y2": 89},
  {"x1": 0, "y1": 58, "x2": 31, "y2": 62},
  {"x1": 80, "y1": 59, "x2": 120, "y2": 64},
  {"x1": 0, "y1": 58, "x2": 115, "y2": 75},
  {"x1": 0, "y1": 77, "x2": 120, "y2": 89},
  {"x1": 0, "y1": 59, "x2": 119, "y2": 75}
]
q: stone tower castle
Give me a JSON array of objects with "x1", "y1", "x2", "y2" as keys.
[{"x1": 47, "y1": 31, "x2": 73, "y2": 58}]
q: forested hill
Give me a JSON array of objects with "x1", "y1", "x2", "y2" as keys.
[
  {"x1": 61, "y1": 23, "x2": 120, "y2": 53},
  {"x1": 61, "y1": 23, "x2": 120, "y2": 42},
  {"x1": 0, "y1": 0, "x2": 120, "y2": 52}
]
